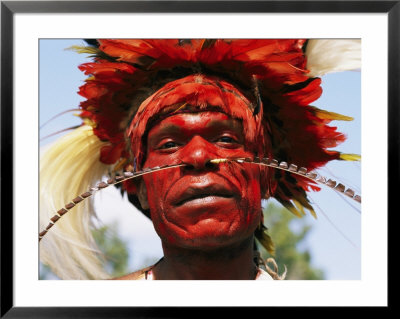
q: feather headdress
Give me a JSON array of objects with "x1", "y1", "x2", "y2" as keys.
[{"x1": 40, "y1": 39, "x2": 361, "y2": 279}]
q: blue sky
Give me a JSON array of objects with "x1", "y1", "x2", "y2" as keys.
[{"x1": 39, "y1": 39, "x2": 361, "y2": 279}]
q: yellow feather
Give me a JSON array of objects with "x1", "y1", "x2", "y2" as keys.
[
  {"x1": 113, "y1": 157, "x2": 127, "y2": 172},
  {"x1": 310, "y1": 106, "x2": 353, "y2": 121},
  {"x1": 255, "y1": 224, "x2": 275, "y2": 255},
  {"x1": 294, "y1": 198, "x2": 317, "y2": 219},
  {"x1": 293, "y1": 199, "x2": 305, "y2": 215},
  {"x1": 281, "y1": 201, "x2": 303, "y2": 218},
  {"x1": 66, "y1": 45, "x2": 100, "y2": 56},
  {"x1": 82, "y1": 118, "x2": 97, "y2": 128},
  {"x1": 339, "y1": 153, "x2": 361, "y2": 161}
]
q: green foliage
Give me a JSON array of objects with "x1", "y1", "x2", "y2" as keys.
[
  {"x1": 40, "y1": 223, "x2": 130, "y2": 280},
  {"x1": 258, "y1": 202, "x2": 325, "y2": 280},
  {"x1": 92, "y1": 223, "x2": 130, "y2": 278}
]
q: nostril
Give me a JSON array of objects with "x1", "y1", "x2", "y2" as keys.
[
  {"x1": 182, "y1": 160, "x2": 216, "y2": 171},
  {"x1": 205, "y1": 161, "x2": 216, "y2": 169},
  {"x1": 184, "y1": 163, "x2": 195, "y2": 170}
]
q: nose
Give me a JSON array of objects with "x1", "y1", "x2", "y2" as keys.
[{"x1": 180, "y1": 136, "x2": 217, "y2": 171}]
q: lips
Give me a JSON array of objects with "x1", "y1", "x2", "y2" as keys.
[{"x1": 172, "y1": 183, "x2": 238, "y2": 207}]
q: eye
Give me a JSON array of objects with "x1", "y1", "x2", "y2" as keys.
[
  {"x1": 159, "y1": 141, "x2": 179, "y2": 149},
  {"x1": 214, "y1": 135, "x2": 242, "y2": 149},
  {"x1": 217, "y1": 136, "x2": 236, "y2": 143}
]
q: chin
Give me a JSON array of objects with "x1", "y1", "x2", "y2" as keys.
[
  {"x1": 151, "y1": 197, "x2": 262, "y2": 252},
  {"x1": 163, "y1": 217, "x2": 260, "y2": 251}
]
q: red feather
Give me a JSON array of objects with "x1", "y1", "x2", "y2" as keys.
[{"x1": 75, "y1": 39, "x2": 349, "y2": 216}]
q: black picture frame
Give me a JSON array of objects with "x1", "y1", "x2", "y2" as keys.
[{"x1": 1, "y1": 1, "x2": 395, "y2": 317}]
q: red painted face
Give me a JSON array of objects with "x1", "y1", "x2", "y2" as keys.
[{"x1": 142, "y1": 111, "x2": 263, "y2": 250}]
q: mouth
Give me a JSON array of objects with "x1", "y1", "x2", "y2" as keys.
[{"x1": 174, "y1": 185, "x2": 236, "y2": 207}]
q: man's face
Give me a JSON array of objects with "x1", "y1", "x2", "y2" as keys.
[{"x1": 141, "y1": 111, "x2": 263, "y2": 250}]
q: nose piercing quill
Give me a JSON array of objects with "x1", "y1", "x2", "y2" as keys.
[{"x1": 39, "y1": 157, "x2": 361, "y2": 241}]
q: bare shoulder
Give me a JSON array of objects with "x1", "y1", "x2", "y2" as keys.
[{"x1": 112, "y1": 266, "x2": 152, "y2": 280}]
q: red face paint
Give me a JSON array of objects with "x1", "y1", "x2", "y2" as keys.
[
  {"x1": 128, "y1": 74, "x2": 266, "y2": 167},
  {"x1": 142, "y1": 111, "x2": 263, "y2": 250}
]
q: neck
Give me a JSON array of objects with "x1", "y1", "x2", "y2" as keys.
[{"x1": 152, "y1": 236, "x2": 258, "y2": 280}]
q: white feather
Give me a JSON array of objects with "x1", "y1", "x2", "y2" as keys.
[
  {"x1": 305, "y1": 39, "x2": 361, "y2": 77},
  {"x1": 40, "y1": 126, "x2": 112, "y2": 279}
]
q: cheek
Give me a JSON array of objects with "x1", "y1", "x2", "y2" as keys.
[
  {"x1": 142, "y1": 168, "x2": 169, "y2": 219},
  {"x1": 142, "y1": 167, "x2": 187, "y2": 242},
  {"x1": 152, "y1": 213, "x2": 178, "y2": 245},
  {"x1": 143, "y1": 173, "x2": 178, "y2": 244},
  {"x1": 221, "y1": 164, "x2": 263, "y2": 225},
  {"x1": 224, "y1": 163, "x2": 262, "y2": 200},
  {"x1": 141, "y1": 154, "x2": 263, "y2": 247}
]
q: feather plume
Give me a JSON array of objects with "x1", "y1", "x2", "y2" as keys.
[
  {"x1": 339, "y1": 153, "x2": 361, "y2": 161},
  {"x1": 40, "y1": 125, "x2": 112, "y2": 279},
  {"x1": 309, "y1": 105, "x2": 354, "y2": 122},
  {"x1": 305, "y1": 39, "x2": 361, "y2": 77},
  {"x1": 40, "y1": 40, "x2": 361, "y2": 278},
  {"x1": 67, "y1": 45, "x2": 101, "y2": 56},
  {"x1": 255, "y1": 224, "x2": 275, "y2": 255}
]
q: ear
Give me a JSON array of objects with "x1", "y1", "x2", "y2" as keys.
[{"x1": 137, "y1": 179, "x2": 149, "y2": 210}]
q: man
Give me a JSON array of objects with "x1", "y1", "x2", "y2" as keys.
[
  {"x1": 115, "y1": 75, "x2": 274, "y2": 280},
  {"x1": 39, "y1": 39, "x2": 360, "y2": 280}
]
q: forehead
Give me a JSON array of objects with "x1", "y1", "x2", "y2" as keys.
[
  {"x1": 128, "y1": 75, "x2": 262, "y2": 163},
  {"x1": 147, "y1": 112, "x2": 244, "y2": 140}
]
